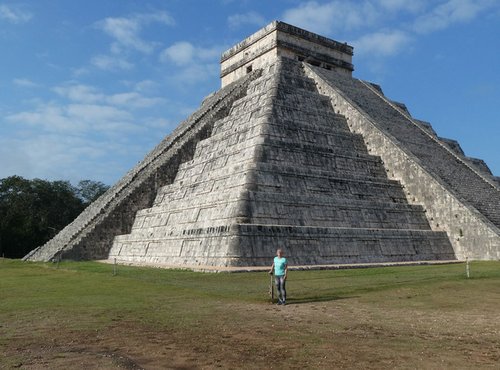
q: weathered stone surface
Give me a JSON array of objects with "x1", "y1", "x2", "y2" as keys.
[
  {"x1": 303, "y1": 63, "x2": 500, "y2": 259},
  {"x1": 221, "y1": 21, "x2": 353, "y2": 87},
  {"x1": 109, "y1": 57, "x2": 455, "y2": 267},
  {"x1": 26, "y1": 21, "x2": 500, "y2": 266}
]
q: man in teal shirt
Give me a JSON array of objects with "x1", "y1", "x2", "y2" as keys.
[{"x1": 269, "y1": 249, "x2": 288, "y2": 305}]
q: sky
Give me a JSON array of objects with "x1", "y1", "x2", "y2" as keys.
[{"x1": 1, "y1": 0, "x2": 499, "y2": 185}]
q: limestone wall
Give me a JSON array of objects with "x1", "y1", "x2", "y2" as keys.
[
  {"x1": 221, "y1": 32, "x2": 277, "y2": 87},
  {"x1": 108, "y1": 63, "x2": 281, "y2": 266},
  {"x1": 221, "y1": 21, "x2": 353, "y2": 87},
  {"x1": 110, "y1": 57, "x2": 455, "y2": 267},
  {"x1": 304, "y1": 63, "x2": 500, "y2": 260}
]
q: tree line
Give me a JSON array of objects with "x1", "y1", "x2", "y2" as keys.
[{"x1": 0, "y1": 176, "x2": 109, "y2": 259}]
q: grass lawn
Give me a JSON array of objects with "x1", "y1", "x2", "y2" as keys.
[{"x1": 1, "y1": 258, "x2": 499, "y2": 369}]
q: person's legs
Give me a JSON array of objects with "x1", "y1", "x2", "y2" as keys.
[
  {"x1": 275, "y1": 276, "x2": 286, "y2": 304},
  {"x1": 280, "y1": 277, "x2": 286, "y2": 304},
  {"x1": 275, "y1": 275, "x2": 283, "y2": 303}
]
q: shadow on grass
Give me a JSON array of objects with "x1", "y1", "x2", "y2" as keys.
[{"x1": 283, "y1": 295, "x2": 358, "y2": 305}]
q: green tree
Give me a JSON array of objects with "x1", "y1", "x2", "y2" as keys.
[
  {"x1": 0, "y1": 176, "x2": 108, "y2": 259},
  {"x1": 75, "y1": 180, "x2": 109, "y2": 205}
]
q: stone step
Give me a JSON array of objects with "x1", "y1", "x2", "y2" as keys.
[
  {"x1": 261, "y1": 136, "x2": 371, "y2": 156},
  {"x1": 162, "y1": 151, "x2": 400, "y2": 195},
  {"x1": 268, "y1": 113, "x2": 351, "y2": 132},
  {"x1": 246, "y1": 191, "x2": 429, "y2": 229},
  {"x1": 186, "y1": 133, "x2": 379, "y2": 180},
  {"x1": 197, "y1": 116, "x2": 356, "y2": 164},
  {"x1": 271, "y1": 100, "x2": 343, "y2": 121},
  {"x1": 273, "y1": 88, "x2": 333, "y2": 111},
  {"x1": 158, "y1": 154, "x2": 406, "y2": 199},
  {"x1": 210, "y1": 113, "x2": 353, "y2": 147},
  {"x1": 265, "y1": 133, "x2": 367, "y2": 153},
  {"x1": 253, "y1": 167, "x2": 408, "y2": 202},
  {"x1": 247, "y1": 204, "x2": 429, "y2": 230},
  {"x1": 235, "y1": 224, "x2": 456, "y2": 264},
  {"x1": 132, "y1": 185, "x2": 429, "y2": 232},
  {"x1": 219, "y1": 96, "x2": 348, "y2": 134},
  {"x1": 258, "y1": 148, "x2": 385, "y2": 178},
  {"x1": 312, "y1": 65, "x2": 500, "y2": 229},
  {"x1": 110, "y1": 223, "x2": 455, "y2": 267}
]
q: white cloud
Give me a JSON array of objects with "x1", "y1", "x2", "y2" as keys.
[
  {"x1": 197, "y1": 46, "x2": 223, "y2": 61},
  {"x1": 228, "y1": 11, "x2": 267, "y2": 29},
  {"x1": 352, "y1": 30, "x2": 411, "y2": 57},
  {"x1": 91, "y1": 54, "x2": 134, "y2": 71},
  {"x1": 0, "y1": 138, "x2": 34, "y2": 177},
  {"x1": 71, "y1": 67, "x2": 90, "y2": 77},
  {"x1": 53, "y1": 85, "x2": 103, "y2": 103},
  {"x1": 282, "y1": 0, "x2": 497, "y2": 37},
  {"x1": 0, "y1": 4, "x2": 32, "y2": 24},
  {"x1": 142, "y1": 117, "x2": 173, "y2": 130},
  {"x1": 281, "y1": 0, "x2": 497, "y2": 65},
  {"x1": 96, "y1": 11, "x2": 175, "y2": 54},
  {"x1": 90, "y1": 11, "x2": 175, "y2": 73},
  {"x1": 107, "y1": 92, "x2": 165, "y2": 109},
  {"x1": 133, "y1": 80, "x2": 159, "y2": 93},
  {"x1": 283, "y1": 1, "x2": 379, "y2": 35},
  {"x1": 282, "y1": 1, "x2": 337, "y2": 34},
  {"x1": 135, "y1": 12, "x2": 175, "y2": 25},
  {"x1": 2, "y1": 79, "x2": 175, "y2": 184},
  {"x1": 7, "y1": 104, "x2": 84, "y2": 132},
  {"x1": 168, "y1": 63, "x2": 220, "y2": 85},
  {"x1": 160, "y1": 42, "x2": 223, "y2": 65},
  {"x1": 7, "y1": 82, "x2": 167, "y2": 134},
  {"x1": 0, "y1": 133, "x2": 138, "y2": 184},
  {"x1": 100, "y1": 17, "x2": 151, "y2": 53},
  {"x1": 413, "y1": 0, "x2": 497, "y2": 34},
  {"x1": 13, "y1": 78, "x2": 39, "y2": 88},
  {"x1": 67, "y1": 104, "x2": 133, "y2": 127},
  {"x1": 7, "y1": 103, "x2": 118, "y2": 133},
  {"x1": 53, "y1": 83, "x2": 165, "y2": 109},
  {"x1": 377, "y1": 0, "x2": 424, "y2": 13},
  {"x1": 159, "y1": 41, "x2": 223, "y2": 85},
  {"x1": 160, "y1": 41, "x2": 196, "y2": 65}
]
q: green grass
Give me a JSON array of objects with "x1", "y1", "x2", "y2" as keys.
[
  {"x1": 1, "y1": 258, "x2": 500, "y2": 369},
  {"x1": 1, "y1": 259, "x2": 498, "y2": 325}
]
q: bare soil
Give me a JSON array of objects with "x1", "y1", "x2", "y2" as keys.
[{"x1": 3, "y1": 297, "x2": 500, "y2": 369}]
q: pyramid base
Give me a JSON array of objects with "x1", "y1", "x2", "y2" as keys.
[
  {"x1": 109, "y1": 224, "x2": 456, "y2": 268},
  {"x1": 99, "y1": 258, "x2": 462, "y2": 273}
]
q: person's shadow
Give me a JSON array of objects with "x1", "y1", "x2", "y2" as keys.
[{"x1": 285, "y1": 295, "x2": 357, "y2": 305}]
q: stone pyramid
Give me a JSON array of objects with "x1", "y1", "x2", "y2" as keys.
[{"x1": 25, "y1": 21, "x2": 500, "y2": 267}]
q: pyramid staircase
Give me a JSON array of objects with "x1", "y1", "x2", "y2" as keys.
[
  {"x1": 109, "y1": 58, "x2": 455, "y2": 267},
  {"x1": 303, "y1": 63, "x2": 500, "y2": 260}
]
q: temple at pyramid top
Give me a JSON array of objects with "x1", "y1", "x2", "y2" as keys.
[{"x1": 220, "y1": 21, "x2": 354, "y2": 87}]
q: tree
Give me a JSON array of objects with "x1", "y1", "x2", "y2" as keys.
[
  {"x1": 75, "y1": 180, "x2": 110, "y2": 205},
  {"x1": 0, "y1": 176, "x2": 108, "y2": 259}
]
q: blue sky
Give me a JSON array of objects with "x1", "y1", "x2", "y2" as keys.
[{"x1": 1, "y1": 0, "x2": 499, "y2": 185}]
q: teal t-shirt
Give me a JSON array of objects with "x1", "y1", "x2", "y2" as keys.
[{"x1": 274, "y1": 256, "x2": 287, "y2": 276}]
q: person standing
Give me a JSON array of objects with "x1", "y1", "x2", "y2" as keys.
[{"x1": 269, "y1": 248, "x2": 288, "y2": 305}]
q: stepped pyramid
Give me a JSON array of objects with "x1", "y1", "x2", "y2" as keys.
[{"x1": 25, "y1": 21, "x2": 500, "y2": 267}]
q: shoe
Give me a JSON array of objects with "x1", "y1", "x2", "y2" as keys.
[{"x1": 277, "y1": 300, "x2": 283, "y2": 305}]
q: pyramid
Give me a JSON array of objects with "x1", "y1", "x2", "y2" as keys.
[{"x1": 25, "y1": 21, "x2": 500, "y2": 267}]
